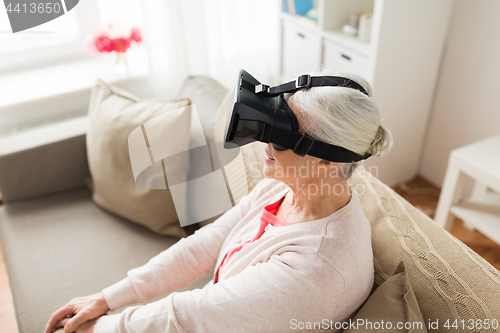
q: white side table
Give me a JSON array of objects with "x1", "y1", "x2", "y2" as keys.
[{"x1": 434, "y1": 135, "x2": 500, "y2": 243}]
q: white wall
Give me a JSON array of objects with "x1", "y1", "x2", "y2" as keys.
[
  {"x1": 141, "y1": 0, "x2": 281, "y2": 98},
  {"x1": 361, "y1": 0, "x2": 453, "y2": 187},
  {"x1": 419, "y1": 0, "x2": 500, "y2": 187}
]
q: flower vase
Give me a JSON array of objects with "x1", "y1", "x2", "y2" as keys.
[{"x1": 112, "y1": 52, "x2": 129, "y2": 75}]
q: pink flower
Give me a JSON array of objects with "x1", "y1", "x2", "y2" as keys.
[
  {"x1": 130, "y1": 27, "x2": 142, "y2": 43},
  {"x1": 110, "y1": 38, "x2": 131, "y2": 53},
  {"x1": 94, "y1": 35, "x2": 114, "y2": 53},
  {"x1": 86, "y1": 23, "x2": 141, "y2": 54}
]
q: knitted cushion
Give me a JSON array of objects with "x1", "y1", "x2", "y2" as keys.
[{"x1": 350, "y1": 167, "x2": 500, "y2": 332}]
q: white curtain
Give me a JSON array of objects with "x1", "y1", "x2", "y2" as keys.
[{"x1": 141, "y1": 0, "x2": 281, "y2": 98}]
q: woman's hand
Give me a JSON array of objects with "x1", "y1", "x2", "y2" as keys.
[
  {"x1": 44, "y1": 292, "x2": 109, "y2": 333},
  {"x1": 52, "y1": 318, "x2": 98, "y2": 333}
]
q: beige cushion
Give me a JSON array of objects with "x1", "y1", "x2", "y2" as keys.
[
  {"x1": 177, "y1": 76, "x2": 229, "y2": 143},
  {"x1": 87, "y1": 79, "x2": 190, "y2": 237},
  {"x1": 350, "y1": 167, "x2": 500, "y2": 326},
  {"x1": 344, "y1": 261, "x2": 426, "y2": 333}
]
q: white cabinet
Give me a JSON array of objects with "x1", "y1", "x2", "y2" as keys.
[
  {"x1": 281, "y1": 22, "x2": 321, "y2": 81},
  {"x1": 279, "y1": 0, "x2": 454, "y2": 187},
  {"x1": 322, "y1": 39, "x2": 370, "y2": 80}
]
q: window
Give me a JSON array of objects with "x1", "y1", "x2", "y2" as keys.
[
  {"x1": 0, "y1": 8, "x2": 80, "y2": 52},
  {"x1": 0, "y1": 0, "x2": 143, "y2": 74},
  {"x1": 97, "y1": 0, "x2": 144, "y2": 28}
]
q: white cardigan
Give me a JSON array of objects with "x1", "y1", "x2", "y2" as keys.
[{"x1": 95, "y1": 177, "x2": 374, "y2": 333}]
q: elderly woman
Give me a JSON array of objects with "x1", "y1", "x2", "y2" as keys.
[{"x1": 45, "y1": 70, "x2": 392, "y2": 333}]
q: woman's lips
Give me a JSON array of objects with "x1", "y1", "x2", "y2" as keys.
[{"x1": 265, "y1": 150, "x2": 275, "y2": 161}]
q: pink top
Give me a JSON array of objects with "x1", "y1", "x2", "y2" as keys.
[{"x1": 214, "y1": 194, "x2": 292, "y2": 283}]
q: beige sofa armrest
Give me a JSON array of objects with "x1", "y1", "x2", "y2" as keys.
[
  {"x1": 351, "y1": 167, "x2": 500, "y2": 326},
  {"x1": 0, "y1": 117, "x2": 90, "y2": 203}
]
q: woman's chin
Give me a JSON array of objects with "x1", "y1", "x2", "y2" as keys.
[{"x1": 263, "y1": 159, "x2": 276, "y2": 178}]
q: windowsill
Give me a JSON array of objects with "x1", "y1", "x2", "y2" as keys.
[
  {"x1": 0, "y1": 46, "x2": 150, "y2": 138},
  {"x1": 0, "y1": 115, "x2": 88, "y2": 156},
  {"x1": 0, "y1": 46, "x2": 149, "y2": 110}
]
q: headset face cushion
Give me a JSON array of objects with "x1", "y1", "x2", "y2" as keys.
[
  {"x1": 272, "y1": 143, "x2": 288, "y2": 151},
  {"x1": 272, "y1": 95, "x2": 299, "y2": 152}
]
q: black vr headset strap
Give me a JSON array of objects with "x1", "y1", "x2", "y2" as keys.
[
  {"x1": 255, "y1": 74, "x2": 370, "y2": 97},
  {"x1": 267, "y1": 126, "x2": 371, "y2": 163}
]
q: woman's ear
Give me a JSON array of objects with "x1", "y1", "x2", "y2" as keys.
[
  {"x1": 314, "y1": 159, "x2": 331, "y2": 178},
  {"x1": 316, "y1": 161, "x2": 347, "y2": 180}
]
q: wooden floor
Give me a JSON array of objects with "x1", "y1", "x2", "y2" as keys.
[
  {"x1": 0, "y1": 245, "x2": 19, "y2": 333},
  {"x1": 394, "y1": 176, "x2": 500, "y2": 270},
  {"x1": 1, "y1": 175, "x2": 500, "y2": 332}
]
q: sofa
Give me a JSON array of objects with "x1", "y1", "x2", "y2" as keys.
[{"x1": 0, "y1": 76, "x2": 499, "y2": 333}]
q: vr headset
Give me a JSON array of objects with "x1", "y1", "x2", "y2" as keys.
[{"x1": 224, "y1": 69, "x2": 372, "y2": 163}]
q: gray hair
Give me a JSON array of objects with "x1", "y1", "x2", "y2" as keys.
[{"x1": 285, "y1": 69, "x2": 393, "y2": 179}]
